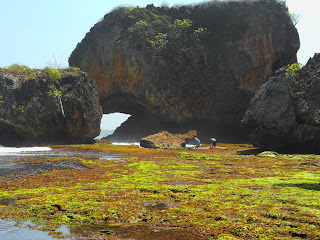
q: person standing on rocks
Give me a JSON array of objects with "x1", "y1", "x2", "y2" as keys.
[
  {"x1": 210, "y1": 138, "x2": 216, "y2": 149},
  {"x1": 194, "y1": 137, "x2": 200, "y2": 149}
]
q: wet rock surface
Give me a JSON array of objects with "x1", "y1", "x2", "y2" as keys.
[
  {"x1": 72, "y1": 223, "x2": 206, "y2": 240},
  {"x1": 0, "y1": 160, "x2": 88, "y2": 181},
  {"x1": 242, "y1": 53, "x2": 320, "y2": 152},
  {"x1": 0, "y1": 148, "x2": 116, "y2": 181}
]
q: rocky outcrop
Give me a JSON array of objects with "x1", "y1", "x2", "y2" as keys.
[
  {"x1": 140, "y1": 130, "x2": 197, "y2": 148},
  {"x1": 242, "y1": 54, "x2": 320, "y2": 152},
  {"x1": 0, "y1": 66, "x2": 102, "y2": 146},
  {"x1": 69, "y1": 0, "x2": 299, "y2": 142}
]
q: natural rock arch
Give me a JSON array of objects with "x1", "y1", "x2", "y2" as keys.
[{"x1": 69, "y1": 0, "x2": 299, "y2": 142}]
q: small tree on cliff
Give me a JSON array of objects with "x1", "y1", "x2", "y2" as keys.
[
  {"x1": 286, "y1": 63, "x2": 302, "y2": 78},
  {"x1": 192, "y1": 27, "x2": 208, "y2": 66}
]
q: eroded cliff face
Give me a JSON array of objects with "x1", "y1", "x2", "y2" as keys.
[
  {"x1": 69, "y1": 0, "x2": 299, "y2": 142},
  {"x1": 242, "y1": 54, "x2": 320, "y2": 152},
  {"x1": 0, "y1": 67, "x2": 102, "y2": 146}
]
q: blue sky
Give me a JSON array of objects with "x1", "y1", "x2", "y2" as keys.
[{"x1": 1, "y1": 0, "x2": 319, "y2": 130}]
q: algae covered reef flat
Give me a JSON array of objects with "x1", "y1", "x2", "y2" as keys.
[{"x1": 1, "y1": 143, "x2": 320, "y2": 239}]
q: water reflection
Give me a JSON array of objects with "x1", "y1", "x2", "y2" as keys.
[
  {"x1": 0, "y1": 219, "x2": 71, "y2": 240},
  {"x1": 0, "y1": 219, "x2": 206, "y2": 240}
]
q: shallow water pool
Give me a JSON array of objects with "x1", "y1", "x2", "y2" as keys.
[{"x1": 0, "y1": 219, "x2": 71, "y2": 240}]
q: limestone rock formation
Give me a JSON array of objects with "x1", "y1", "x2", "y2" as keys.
[
  {"x1": 242, "y1": 54, "x2": 320, "y2": 152},
  {"x1": 69, "y1": 0, "x2": 299, "y2": 142},
  {"x1": 0, "y1": 66, "x2": 102, "y2": 146},
  {"x1": 140, "y1": 130, "x2": 197, "y2": 149}
]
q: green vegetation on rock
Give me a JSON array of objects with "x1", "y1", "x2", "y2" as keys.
[
  {"x1": 6, "y1": 64, "x2": 30, "y2": 72},
  {"x1": 1, "y1": 144, "x2": 320, "y2": 239},
  {"x1": 286, "y1": 62, "x2": 302, "y2": 78},
  {"x1": 48, "y1": 88, "x2": 63, "y2": 98},
  {"x1": 42, "y1": 67, "x2": 61, "y2": 83},
  {"x1": 0, "y1": 64, "x2": 81, "y2": 81},
  {"x1": 28, "y1": 70, "x2": 37, "y2": 80},
  {"x1": 125, "y1": 6, "x2": 207, "y2": 68},
  {"x1": 18, "y1": 105, "x2": 24, "y2": 113}
]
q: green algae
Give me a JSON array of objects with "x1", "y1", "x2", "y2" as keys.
[
  {"x1": 1, "y1": 144, "x2": 320, "y2": 239},
  {"x1": 257, "y1": 151, "x2": 282, "y2": 157},
  {"x1": 177, "y1": 151, "x2": 221, "y2": 161}
]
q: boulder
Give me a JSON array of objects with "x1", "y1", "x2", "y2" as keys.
[
  {"x1": 69, "y1": 1, "x2": 299, "y2": 142},
  {"x1": 0, "y1": 66, "x2": 102, "y2": 146},
  {"x1": 242, "y1": 54, "x2": 320, "y2": 152},
  {"x1": 140, "y1": 130, "x2": 197, "y2": 149}
]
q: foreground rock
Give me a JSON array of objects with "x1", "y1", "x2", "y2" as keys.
[
  {"x1": 242, "y1": 54, "x2": 320, "y2": 152},
  {"x1": 140, "y1": 130, "x2": 197, "y2": 148},
  {"x1": 69, "y1": 1, "x2": 299, "y2": 142},
  {"x1": 0, "y1": 66, "x2": 102, "y2": 146}
]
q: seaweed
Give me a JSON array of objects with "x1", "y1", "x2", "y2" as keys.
[{"x1": 0, "y1": 143, "x2": 320, "y2": 239}]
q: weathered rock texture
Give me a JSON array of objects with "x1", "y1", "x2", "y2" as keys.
[
  {"x1": 140, "y1": 130, "x2": 197, "y2": 149},
  {"x1": 69, "y1": 0, "x2": 299, "y2": 142},
  {"x1": 242, "y1": 53, "x2": 320, "y2": 152},
  {"x1": 0, "y1": 67, "x2": 102, "y2": 146}
]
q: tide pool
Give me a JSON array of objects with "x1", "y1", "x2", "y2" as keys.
[{"x1": 0, "y1": 219, "x2": 71, "y2": 240}]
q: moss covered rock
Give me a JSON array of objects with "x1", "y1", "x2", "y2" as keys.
[{"x1": 0, "y1": 66, "x2": 102, "y2": 146}]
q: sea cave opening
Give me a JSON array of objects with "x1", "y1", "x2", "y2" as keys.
[
  {"x1": 97, "y1": 93, "x2": 162, "y2": 142},
  {"x1": 96, "y1": 113, "x2": 131, "y2": 139}
]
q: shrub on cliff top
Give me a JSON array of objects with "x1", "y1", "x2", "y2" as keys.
[
  {"x1": 5, "y1": 64, "x2": 30, "y2": 72},
  {"x1": 285, "y1": 63, "x2": 302, "y2": 78},
  {"x1": 127, "y1": 6, "x2": 207, "y2": 67},
  {"x1": 42, "y1": 67, "x2": 61, "y2": 83},
  {"x1": 1, "y1": 64, "x2": 33, "y2": 78},
  {"x1": 1, "y1": 65, "x2": 80, "y2": 81}
]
